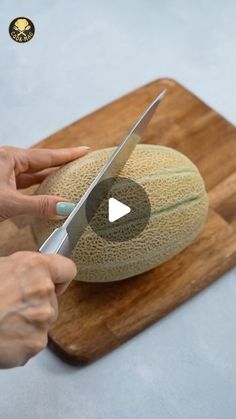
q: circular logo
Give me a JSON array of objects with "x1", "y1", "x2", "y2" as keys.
[
  {"x1": 9, "y1": 17, "x2": 35, "y2": 43},
  {"x1": 85, "y1": 177, "x2": 151, "y2": 242}
]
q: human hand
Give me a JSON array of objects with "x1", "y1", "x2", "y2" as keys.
[
  {"x1": 0, "y1": 251, "x2": 77, "y2": 368},
  {"x1": 0, "y1": 145, "x2": 89, "y2": 222}
]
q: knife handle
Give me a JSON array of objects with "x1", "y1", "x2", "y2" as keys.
[{"x1": 38, "y1": 227, "x2": 71, "y2": 257}]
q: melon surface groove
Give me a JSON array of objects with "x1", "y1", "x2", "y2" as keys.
[{"x1": 32, "y1": 144, "x2": 208, "y2": 282}]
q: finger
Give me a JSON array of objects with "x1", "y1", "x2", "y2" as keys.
[
  {"x1": 49, "y1": 291, "x2": 59, "y2": 321},
  {"x1": 16, "y1": 166, "x2": 60, "y2": 189},
  {"x1": 54, "y1": 281, "x2": 72, "y2": 296},
  {"x1": 24, "y1": 331, "x2": 48, "y2": 358},
  {"x1": 28, "y1": 296, "x2": 59, "y2": 328},
  {"x1": 13, "y1": 192, "x2": 75, "y2": 219},
  {"x1": 12, "y1": 146, "x2": 90, "y2": 175},
  {"x1": 0, "y1": 147, "x2": 14, "y2": 181},
  {"x1": 42, "y1": 254, "x2": 77, "y2": 292}
]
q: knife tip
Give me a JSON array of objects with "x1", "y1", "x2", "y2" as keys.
[{"x1": 159, "y1": 88, "x2": 167, "y2": 100}]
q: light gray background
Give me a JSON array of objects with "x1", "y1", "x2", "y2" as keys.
[{"x1": 0, "y1": 1, "x2": 236, "y2": 418}]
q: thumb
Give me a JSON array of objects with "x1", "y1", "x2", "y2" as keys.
[{"x1": 15, "y1": 193, "x2": 75, "y2": 220}]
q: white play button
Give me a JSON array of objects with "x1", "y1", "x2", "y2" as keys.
[
  {"x1": 108, "y1": 197, "x2": 131, "y2": 223},
  {"x1": 86, "y1": 177, "x2": 151, "y2": 241}
]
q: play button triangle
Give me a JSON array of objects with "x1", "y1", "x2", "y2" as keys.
[{"x1": 108, "y1": 197, "x2": 131, "y2": 223}]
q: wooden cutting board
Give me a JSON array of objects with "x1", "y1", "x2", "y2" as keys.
[{"x1": 1, "y1": 78, "x2": 235, "y2": 365}]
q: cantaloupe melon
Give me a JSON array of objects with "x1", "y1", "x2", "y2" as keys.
[{"x1": 31, "y1": 144, "x2": 208, "y2": 282}]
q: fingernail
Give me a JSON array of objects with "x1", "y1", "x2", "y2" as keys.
[
  {"x1": 56, "y1": 202, "x2": 76, "y2": 216},
  {"x1": 79, "y1": 146, "x2": 90, "y2": 150}
]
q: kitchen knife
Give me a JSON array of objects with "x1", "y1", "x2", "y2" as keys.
[{"x1": 38, "y1": 89, "x2": 166, "y2": 256}]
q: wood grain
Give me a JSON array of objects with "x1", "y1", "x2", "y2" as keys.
[{"x1": 0, "y1": 78, "x2": 235, "y2": 364}]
